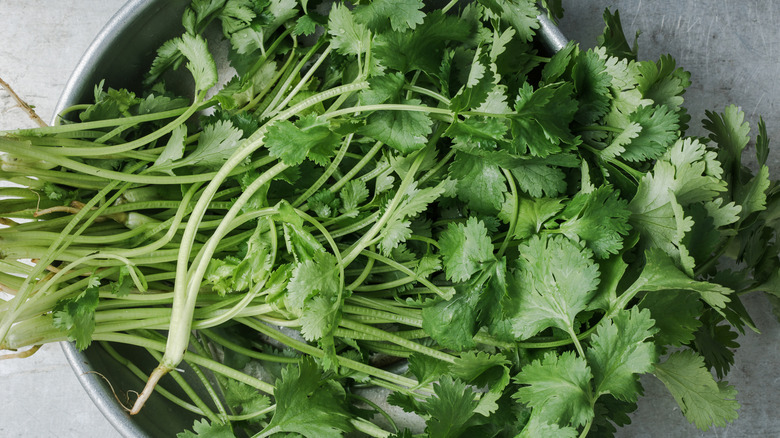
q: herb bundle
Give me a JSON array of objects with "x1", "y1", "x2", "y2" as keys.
[{"x1": 1, "y1": 1, "x2": 778, "y2": 437}]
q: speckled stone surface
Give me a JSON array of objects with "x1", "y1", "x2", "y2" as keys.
[{"x1": 0, "y1": 1, "x2": 778, "y2": 437}]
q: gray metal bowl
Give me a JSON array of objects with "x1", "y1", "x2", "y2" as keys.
[{"x1": 56, "y1": 2, "x2": 566, "y2": 436}]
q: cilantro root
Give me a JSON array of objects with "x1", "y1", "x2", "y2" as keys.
[{"x1": 1, "y1": 0, "x2": 778, "y2": 437}]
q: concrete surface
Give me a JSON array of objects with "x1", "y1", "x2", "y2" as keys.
[{"x1": 0, "y1": 1, "x2": 778, "y2": 437}]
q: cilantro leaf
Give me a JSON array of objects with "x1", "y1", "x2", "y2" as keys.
[
  {"x1": 177, "y1": 33, "x2": 219, "y2": 94},
  {"x1": 638, "y1": 290, "x2": 703, "y2": 348},
  {"x1": 408, "y1": 353, "x2": 451, "y2": 387},
  {"x1": 327, "y1": 2, "x2": 370, "y2": 57},
  {"x1": 52, "y1": 275, "x2": 101, "y2": 350},
  {"x1": 373, "y1": 11, "x2": 472, "y2": 75},
  {"x1": 597, "y1": 9, "x2": 639, "y2": 61},
  {"x1": 359, "y1": 98, "x2": 433, "y2": 154},
  {"x1": 354, "y1": 0, "x2": 425, "y2": 32},
  {"x1": 221, "y1": 378, "x2": 272, "y2": 418},
  {"x1": 438, "y1": 217, "x2": 495, "y2": 282},
  {"x1": 285, "y1": 250, "x2": 340, "y2": 314},
  {"x1": 558, "y1": 185, "x2": 632, "y2": 259},
  {"x1": 629, "y1": 249, "x2": 734, "y2": 311},
  {"x1": 448, "y1": 152, "x2": 508, "y2": 214},
  {"x1": 636, "y1": 55, "x2": 691, "y2": 111},
  {"x1": 703, "y1": 104, "x2": 750, "y2": 175},
  {"x1": 516, "y1": 415, "x2": 578, "y2": 438},
  {"x1": 478, "y1": 0, "x2": 539, "y2": 42},
  {"x1": 652, "y1": 350, "x2": 740, "y2": 431},
  {"x1": 691, "y1": 311, "x2": 740, "y2": 380},
  {"x1": 260, "y1": 358, "x2": 352, "y2": 437},
  {"x1": 266, "y1": 114, "x2": 340, "y2": 166},
  {"x1": 586, "y1": 307, "x2": 658, "y2": 402},
  {"x1": 510, "y1": 82, "x2": 578, "y2": 157},
  {"x1": 571, "y1": 49, "x2": 612, "y2": 125},
  {"x1": 502, "y1": 235, "x2": 600, "y2": 340},
  {"x1": 513, "y1": 351, "x2": 594, "y2": 428},
  {"x1": 620, "y1": 104, "x2": 680, "y2": 162},
  {"x1": 421, "y1": 375, "x2": 482, "y2": 438},
  {"x1": 181, "y1": 120, "x2": 244, "y2": 169},
  {"x1": 176, "y1": 419, "x2": 234, "y2": 438},
  {"x1": 499, "y1": 196, "x2": 564, "y2": 240}
]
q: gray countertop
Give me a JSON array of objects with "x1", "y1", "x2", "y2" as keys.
[{"x1": 0, "y1": 1, "x2": 778, "y2": 437}]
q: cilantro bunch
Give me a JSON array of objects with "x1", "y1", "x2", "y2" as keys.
[{"x1": 1, "y1": 1, "x2": 778, "y2": 437}]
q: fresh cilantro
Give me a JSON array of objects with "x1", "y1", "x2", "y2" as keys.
[
  {"x1": 52, "y1": 275, "x2": 101, "y2": 350},
  {"x1": 513, "y1": 351, "x2": 594, "y2": 428},
  {"x1": 501, "y1": 234, "x2": 600, "y2": 340},
  {"x1": 438, "y1": 217, "x2": 495, "y2": 282},
  {"x1": 259, "y1": 359, "x2": 352, "y2": 437},
  {"x1": 585, "y1": 307, "x2": 658, "y2": 402},
  {"x1": 266, "y1": 114, "x2": 340, "y2": 166},
  {"x1": 176, "y1": 419, "x2": 234, "y2": 438},
  {"x1": 652, "y1": 350, "x2": 740, "y2": 431}
]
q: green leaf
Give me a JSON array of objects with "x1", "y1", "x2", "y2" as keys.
[
  {"x1": 300, "y1": 295, "x2": 340, "y2": 342},
  {"x1": 516, "y1": 416, "x2": 578, "y2": 438},
  {"x1": 451, "y1": 351, "x2": 510, "y2": 389},
  {"x1": 408, "y1": 353, "x2": 452, "y2": 387},
  {"x1": 630, "y1": 249, "x2": 733, "y2": 311},
  {"x1": 179, "y1": 120, "x2": 244, "y2": 169},
  {"x1": 503, "y1": 235, "x2": 600, "y2": 340},
  {"x1": 260, "y1": 358, "x2": 352, "y2": 437},
  {"x1": 478, "y1": 0, "x2": 539, "y2": 42},
  {"x1": 177, "y1": 419, "x2": 235, "y2": 438},
  {"x1": 438, "y1": 217, "x2": 495, "y2": 282},
  {"x1": 52, "y1": 275, "x2": 101, "y2": 350},
  {"x1": 513, "y1": 351, "x2": 594, "y2": 428},
  {"x1": 373, "y1": 10, "x2": 472, "y2": 74},
  {"x1": 421, "y1": 376, "x2": 482, "y2": 438},
  {"x1": 266, "y1": 114, "x2": 340, "y2": 166},
  {"x1": 285, "y1": 251, "x2": 340, "y2": 314},
  {"x1": 691, "y1": 311, "x2": 740, "y2": 380},
  {"x1": 448, "y1": 152, "x2": 507, "y2": 214},
  {"x1": 221, "y1": 378, "x2": 272, "y2": 418},
  {"x1": 597, "y1": 9, "x2": 639, "y2": 60},
  {"x1": 177, "y1": 33, "x2": 219, "y2": 93},
  {"x1": 638, "y1": 290, "x2": 703, "y2": 348},
  {"x1": 636, "y1": 54, "x2": 691, "y2": 110},
  {"x1": 354, "y1": 0, "x2": 425, "y2": 32},
  {"x1": 559, "y1": 185, "x2": 632, "y2": 259},
  {"x1": 735, "y1": 164, "x2": 770, "y2": 220},
  {"x1": 586, "y1": 307, "x2": 658, "y2": 402},
  {"x1": 151, "y1": 124, "x2": 187, "y2": 172},
  {"x1": 652, "y1": 350, "x2": 740, "y2": 431},
  {"x1": 111, "y1": 265, "x2": 134, "y2": 297},
  {"x1": 359, "y1": 98, "x2": 433, "y2": 154},
  {"x1": 703, "y1": 104, "x2": 750, "y2": 173},
  {"x1": 621, "y1": 104, "x2": 680, "y2": 162},
  {"x1": 327, "y1": 2, "x2": 370, "y2": 56},
  {"x1": 422, "y1": 286, "x2": 479, "y2": 351},
  {"x1": 510, "y1": 82, "x2": 578, "y2": 157},
  {"x1": 499, "y1": 196, "x2": 564, "y2": 240},
  {"x1": 339, "y1": 179, "x2": 369, "y2": 216},
  {"x1": 571, "y1": 49, "x2": 612, "y2": 125}
]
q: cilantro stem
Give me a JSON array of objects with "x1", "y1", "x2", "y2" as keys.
[
  {"x1": 238, "y1": 317, "x2": 426, "y2": 391},
  {"x1": 324, "y1": 104, "x2": 454, "y2": 122},
  {"x1": 199, "y1": 328, "x2": 299, "y2": 364},
  {"x1": 341, "y1": 152, "x2": 426, "y2": 266},
  {"x1": 358, "y1": 250, "x2": 453, "y2": 300},
  {"x1": 328, "y1": 140, "x2": 383, "y2": 194},
  {"x1": 498, "y1": 168, "x2": 520, "y2": 258},
  {"x1": 339, "y1": 318, "x2": 457, "y2": 364}
]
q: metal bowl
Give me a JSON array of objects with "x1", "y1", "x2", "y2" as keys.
[{"x1": 55, "y1": 2, "x2": 566, "y2": 436}]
